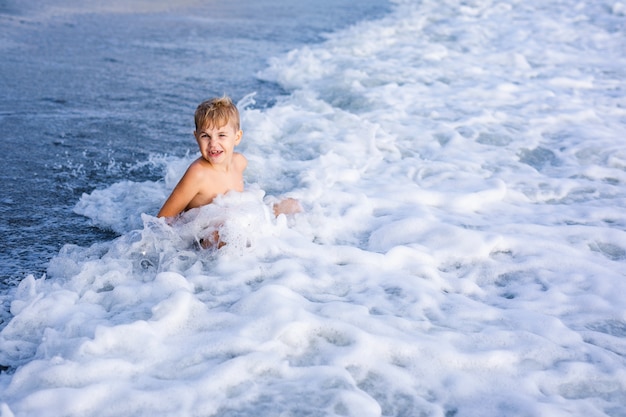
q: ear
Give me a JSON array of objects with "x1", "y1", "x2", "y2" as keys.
[{"x1": 235, "y1": 130, "x2": 243, "y2": 145}]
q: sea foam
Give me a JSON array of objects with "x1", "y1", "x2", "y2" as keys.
[{"x1": 2, "y1": 0, "x2": 626, "y2": 416}]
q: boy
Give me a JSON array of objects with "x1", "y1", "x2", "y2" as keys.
[
  {"x1": 158, "y1": 96, "x2": 247, "y2": 218},
  {"x1": 158, "y1": 96, "x2": 300, "y2": 236}
]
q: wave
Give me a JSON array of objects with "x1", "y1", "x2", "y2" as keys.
[{"x1": 1, "y1": 0, "x2": 626, "y2": 416}]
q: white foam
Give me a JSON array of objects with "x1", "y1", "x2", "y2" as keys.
[{"x1": 2, "y1": 0, "x2": 626, "y2": 415}]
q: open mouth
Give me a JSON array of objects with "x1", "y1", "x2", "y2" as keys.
[{"x1": 209, "y1": 150, "x2": 223, "y2": 158}]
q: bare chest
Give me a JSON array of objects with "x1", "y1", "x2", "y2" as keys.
[{"x1": 188, "y1": 170, "x2": 244, "y2": 209}]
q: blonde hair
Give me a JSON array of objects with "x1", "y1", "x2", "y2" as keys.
[{"x1": 194, "y1": 96, "x2": 240, "y2": 131}]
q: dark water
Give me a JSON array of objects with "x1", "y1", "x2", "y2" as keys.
[{"x1": 0, "y1": 0, "x2": 390, "y2": 285}]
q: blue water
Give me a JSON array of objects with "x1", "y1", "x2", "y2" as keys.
[{"x1": 0, "y1": 0, "x2": 390, "y2": 285}]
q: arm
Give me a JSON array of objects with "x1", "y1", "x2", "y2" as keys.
[{"x1": 157, "y1": 164, "x2": 202, "y2": 218}]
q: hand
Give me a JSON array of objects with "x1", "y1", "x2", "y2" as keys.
[{"x1": 273, "y1": 198, "x2": 302, "y2": 217}]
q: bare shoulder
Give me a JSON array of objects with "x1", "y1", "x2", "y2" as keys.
[
  {"x1": 185, "y1": 157, "x2": 211, "y2": 179},
  {"x1": 174, "y1": 158, "x2": 212, "y2": 192},
  {"x1": 233, "y1": 152, "x2": 248, "y2": 171},
  {"x1": 157, "y1": 158, "x2": 207, "y2": 218}
]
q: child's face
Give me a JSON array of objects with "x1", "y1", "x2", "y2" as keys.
[{"x1": 194, "y1": 120, "x2": 242, "y2": 166}]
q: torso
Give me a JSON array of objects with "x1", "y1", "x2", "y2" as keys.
[{"x1": 185, "y1": 153, "x2": 246, "y2": 210}]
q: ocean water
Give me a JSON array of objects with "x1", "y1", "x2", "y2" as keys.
[
  {"x1": 1, "y1": 0, "x2": 626, "y2": 416},
  {"x1": 0, "y1": 0, "x2": 388, "y2": 284}
]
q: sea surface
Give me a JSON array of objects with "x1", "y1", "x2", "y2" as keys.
[
  {"x1": 0, "y1": 0, "x2": 388, "y2": 284},
  {"x1": 1, "y1": 0, "x2": 626, "y2": 416}
]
